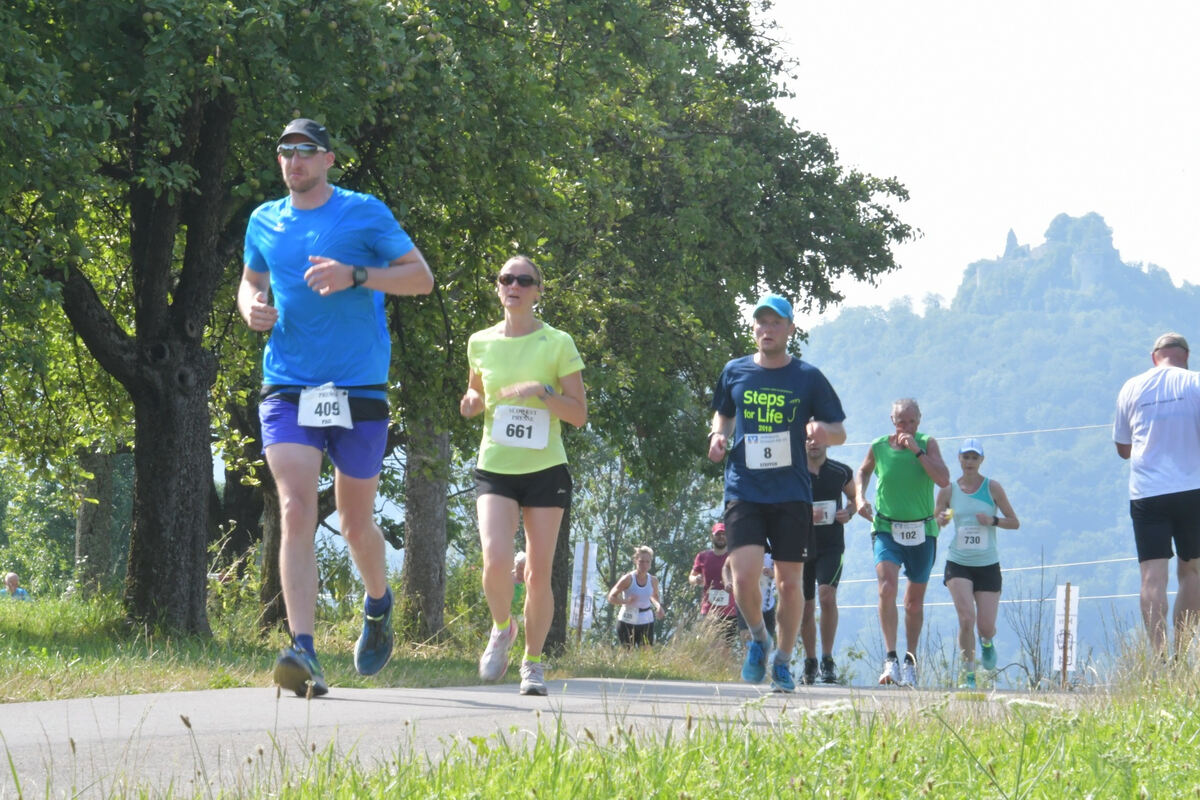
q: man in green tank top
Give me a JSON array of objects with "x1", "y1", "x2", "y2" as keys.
[{"x1": 854, "y1": 398, "x2": 949, "y2": 686}]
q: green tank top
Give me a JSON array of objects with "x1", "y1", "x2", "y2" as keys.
[{"x1": 871, "y1": 432, "x2": 937, "y2": 538}]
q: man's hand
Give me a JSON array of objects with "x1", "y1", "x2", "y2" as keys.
[
  {"x1": 305, "y1": 256, "x2": 353, "y2": 296},
  {"x1": 244, "y1": 291, "x2": 277, "y2": 332}
]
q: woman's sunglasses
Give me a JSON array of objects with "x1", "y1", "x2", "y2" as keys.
[{"x1": 497, "y1": 273, "x2": 539, "y2": 287}]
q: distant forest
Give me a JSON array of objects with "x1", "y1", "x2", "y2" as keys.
[{"x1": 798, "y1": 211, "x2": 1200, "y2": 683}]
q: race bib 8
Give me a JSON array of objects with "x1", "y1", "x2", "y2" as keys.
[
  {"x1": 890, "y1": 519, "x2": 926, "y2": 546},
  {"x1": 956, "y1": 524, "x2": 987, "y2": 551},
  {"x1": 298, "y1": 383, "x2": 352, "y2": 429},
  {"x1": 813, "y1": 500, "x2": 837, "y2": 526},
  {"x1": 744, "y1": 431, "x2": 791, "y2": 469},
  {"x1": 492, "y1": 405, "x2": 550, "y2": 449}
]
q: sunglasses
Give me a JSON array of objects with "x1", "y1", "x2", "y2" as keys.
[
  {"x1": 276, "y1": 143, "x2": 327, "y2": 159},
  {"x1": 497, "y1": 273, "x2": 539, "y2": 287}
]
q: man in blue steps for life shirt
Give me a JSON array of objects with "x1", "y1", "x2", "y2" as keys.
[
  {"x1": 239, "y1": 118, "x2": 434, "y2": 697},
  {"x1": 707, "y1": 293, "x2": 846, "y2": 692}
]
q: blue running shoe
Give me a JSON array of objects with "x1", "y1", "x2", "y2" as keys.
[
  {"x1": 741, "y1": 640, "x2": 768, "y2": 683},
  {"x1": 770, "y1": 661, "x2": 796, "y2": 693},
  {"x1": 354, "y1": 603, "x2": 394, "y2": 676},
  {"x1": 274, "y1": 646, "x2": 328, "y2": 697},
  {"x1": 980, "y1": 640, "x2": 997, "y2": 671}
]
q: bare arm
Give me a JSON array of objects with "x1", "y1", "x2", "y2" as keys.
[
  {"x1": 708, "y1": 412, "x2": 734, "y2": 463},
  {"x1": 836, "y1": 477, "x2": 858, "y2": 525},
  {"x1": 237, "y1": 267, "x2": 277, "y2": 332},
  {"x1": 303, "y1": 246, "x2": 434, "y2": 297},
  {"x1": 807, "y1": 419, "x2": 846, "y2": 447},
  {"x1": 650, "y1": 575, "x2": 665, "y2": 618},
  {"x1": 917, "y1": 437, "x2": 951, "y2": 488},
  {"x1": 496, "y1": 369, "x2": 587, "y2": 428},
  {"x1": 985, "y1": 480, "x2": 1020, "y2": 530},
  {"x1": 934, "y1": 484, "x2": 953, "y2": 528},
  {"x1": 459, "y1": 368, "x2": 485, "y2": 418},
  {"x1": 606, "y1": 573, "x2": 633, "y2": 605},
  {"x1": 854, "y1": 448, "x2": 876, "y2": 522}
]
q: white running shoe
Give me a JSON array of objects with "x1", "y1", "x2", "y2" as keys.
[
  {"x1": 478, "y1": 620, "x2": 517, "y2": 681},
  {"x1": 900, "y1": 653, "x2": 918, "y2": 687},
  {"x1": 878, "y1": 656, "x2": 901, "y2": 685},
  {"x1": 519, "y1": 659, "x2": 547, "y2": 696}
]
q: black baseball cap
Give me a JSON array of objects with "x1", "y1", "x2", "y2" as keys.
[{"x1": 277, "y1": 118, "x2": 331, "y2": 150}]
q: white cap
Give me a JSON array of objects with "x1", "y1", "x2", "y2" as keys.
[{"x1": 959, "y1": 438, "x2": 984, "y2": 456}]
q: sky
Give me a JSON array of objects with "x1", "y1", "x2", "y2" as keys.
[{"x1": 767, "y1": 1, "x2": 1200, "y2": 323}]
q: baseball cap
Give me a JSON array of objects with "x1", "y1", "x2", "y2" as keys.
[
  {"x1": 278, "y1": 118, "x2": 331, "y2": 150},
  {"x1": 752, "y1": 293, "x2": 793, "y2": 322},
  {"x1": 959, "y1": 438, "x2": 984, "y2": 456},
  {"x1": 1152, "y1": 332, "x2": 1189, "y2": 353},
  {"x1": 711, "y1": 521, "x2": 725, "y2": 534}
]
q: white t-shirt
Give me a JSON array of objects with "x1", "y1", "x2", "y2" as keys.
[{"x1": 1113, "y1": 364, "x2": 1200, "y2": 499}]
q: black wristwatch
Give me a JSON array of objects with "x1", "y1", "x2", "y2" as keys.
[
  {"x1": 992, "y1": 515, "x2": 1000, "y2": 527},
  {"x1": 915, "y1": 449, "x2": 927, "y2": 459},
  {"x1": 352, "y1": 266, "x2": 368, "y2": 287}
]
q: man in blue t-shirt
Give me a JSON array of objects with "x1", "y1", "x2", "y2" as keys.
[
  {"x1": 707, "y1": 293, "x2": 846, "y2": 692},
  {"x1": 239, "y1": 118, "x2": 433, "y2": 697}
]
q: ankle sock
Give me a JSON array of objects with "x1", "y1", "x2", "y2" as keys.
[
  {"x1": 749, "y1": 621, "x2": 770, "y2": 645},
  {"x1": 364, "y1": 587, "x2": 392, "y2": 617},
  {"x1": 294, "y1": 633, "x2": 316, "y2": 657}
]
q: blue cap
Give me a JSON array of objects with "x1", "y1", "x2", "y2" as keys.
[
  {"x1": 959, "y1": 438, "x2": 984, "y2": 456},
  {"x1": 753, "y1": 293, "x2": 793, "y2": 322}
]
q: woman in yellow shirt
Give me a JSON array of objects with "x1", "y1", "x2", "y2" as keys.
[{"x1": 460, "y1": 255, "x2": 587, "y2": 695}]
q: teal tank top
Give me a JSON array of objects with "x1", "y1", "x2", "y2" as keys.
[{"x1": 946, "y1": 477, "x2": 999, "y2": 567}]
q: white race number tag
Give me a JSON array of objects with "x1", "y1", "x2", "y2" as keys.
[
  {"x1": 813, "y1": 500, "x2": 837, "y2": 526},
  {"x1": 890, "y1": 519, "x2": 926, "y2": 546},
  {"x1": 618, "y1": 604, "x2": 638, "y2": 623},
  {"x1": 707, "y1": 588, "x2": 730, "y2": 607},
  {"x1": 744, "y1": 431, "x2": 792, "y2": 469},
  {"x1": 492, "y1": 405, "x2": 550, "y2": 450},
  {"x1": 956, "y1": 524, "x2": 986, "y2": 551},
  {"x1": 298, "y1": 383, "x2": 352, "y2": 429}
]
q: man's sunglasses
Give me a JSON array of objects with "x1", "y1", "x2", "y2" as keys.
[
  {"x1": 276, "y1": 143, "x2": 328, "y2": 159},
  {"x1": 497, "y1": 273, "x2": 539, "y2": 287}
]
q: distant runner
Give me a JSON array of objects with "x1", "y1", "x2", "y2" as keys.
[
  {"x1": 934, "y1": 438, "x2": 1020, "y2": 688},
  {"x1": 607, "y1": 546, "x2": 665, "y2": 647},
  {"x1": 855, "y1": 398, "x2": 949, "y2": 687},
  {"x1": 800, "y1": 438, "x2": 856, "y2": 685},
  {"x1": 689, "y1": 522, "x2": 738, "y2": 643}
]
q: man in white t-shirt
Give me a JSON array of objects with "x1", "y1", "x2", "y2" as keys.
[{"x1": 1113, "y1": 332, "x2": 1200, "y2": 656}]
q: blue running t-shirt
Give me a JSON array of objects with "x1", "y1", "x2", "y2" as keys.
[
  {"x1": 711, "y1": 356, "x2": 845, "y2": 504},
  {"x1": 244, "y1": 186, "x2": 414, "y2": 388}
]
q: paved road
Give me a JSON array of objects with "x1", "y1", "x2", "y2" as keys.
[{"x1": 0, "y1": 678, "x2": 1059, "y2": 798}]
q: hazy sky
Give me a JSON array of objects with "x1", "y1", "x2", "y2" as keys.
[{"x1": 768, "y1": 1, "x2": 1200, "y2": 320}]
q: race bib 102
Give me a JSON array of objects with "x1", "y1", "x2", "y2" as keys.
[{"x1": 890, "y1": 519, "x2": 926, "y2": 546}]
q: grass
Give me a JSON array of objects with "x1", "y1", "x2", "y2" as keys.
[{"x1": 4, "y1": 595, "x2": 1200, "y2": 797}]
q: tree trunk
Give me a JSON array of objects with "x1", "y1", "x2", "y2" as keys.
[
  {"x1": 259, "y1": 482, "x2": 286, "y2": 631},
  {"x1": 122, "y1": 349, "x2": 215, "y2": 634},
  {"x1": 545, "y1": 495, "x2": 572, "y2": 657},
  {"x1": 399, "y1": 424, "x2": 449, "y2": 640},
  {"x1": 75, "y1": 451, "x2": 116, "y2": 596},
  {"x1": 215, "y1": 398, "x2": 266, "y2": 576}
]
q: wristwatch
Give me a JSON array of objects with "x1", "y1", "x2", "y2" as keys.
[{"x1": 352, "y1": 266, "x2": 368, "y2": 287}]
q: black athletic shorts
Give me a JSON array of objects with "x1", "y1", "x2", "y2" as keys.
[
  {"x1": 473, "y1": 464, "x2": 572, "y2": 508},
  {"x1": 943, "y1": 560, "x2": 1002, "y2": 593},
  {"x1": 803, "y1": 550, "x2": 844, "y2": 601},
  {"x1": 1130, "y1": 488, "x2": 1200, "y2": 563},
  {"x1": 617, "y1": 620, "x2": 654, "y2": 647},
  {"x1": 724, "y1": 500, "x2": 813, "y2": 562}
]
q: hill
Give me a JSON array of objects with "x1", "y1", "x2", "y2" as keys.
[{"x1": 800, "y1": 212, "x2": 1198, "y2": 681}]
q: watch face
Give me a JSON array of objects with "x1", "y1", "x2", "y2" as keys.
[{"x1": 354, "y1": 267, "x2": 367, "y2": 286}]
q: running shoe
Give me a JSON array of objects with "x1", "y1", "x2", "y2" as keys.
[
  {"x1": 478, "y1": 619, "x2": 518, "y2": 681},
  {"x1": 878, "y1": 655, "x2": 901, "y2": 685},
  {"x1": 960, "y1": 671, "x2": 976, "y2": 689},
  {"x1": 801, "y1": 657, "x2": 819, "y2": 685},
  {"x1": 519, "y1": 659, "x2": 547, "y2": 696},
  {"x1": 900, "y1": 653, "x2": 918, "y2": 687},
  {"x1": 274, "y1": 645, "x2": 329, "y2": 697},
  {"x1": 980, "y1": 640, "x2": 997, "y2": 671},
  {"x1": 819, "y1": 655, "x2": 838, "y2": 685},
  {"x1": 770, "y1": 661, "x2": 796, "y2": 693},
  {"x1": 354, "y1": 603, "x2": 394, "y2": 676},
  {"x1": 741, "y1": 639, "x2": 768, "y2": 683}
]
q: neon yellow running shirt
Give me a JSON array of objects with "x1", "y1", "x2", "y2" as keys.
[{"x1": 467, "y1": 322, "x2": 584, "y2": 474}]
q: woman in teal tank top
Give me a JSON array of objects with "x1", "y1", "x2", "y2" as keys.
[{"x1": 935, "y1": 438, "x2": 1020, "y2": 688}]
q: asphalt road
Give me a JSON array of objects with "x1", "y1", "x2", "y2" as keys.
[{"x1": 0, "y1": 677, "x2": 1055, "y2": 798}]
